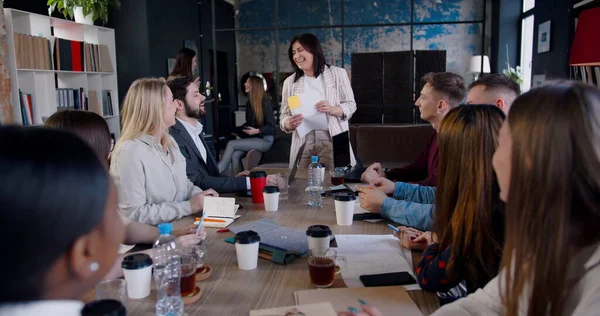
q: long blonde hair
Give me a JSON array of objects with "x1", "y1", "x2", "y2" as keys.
[
  {"x1": 248, "y1": 76, "x2": 265, "y2": 127},
  {"x1": 115, "y1": 77, "x2": 173, "y2": 152}
]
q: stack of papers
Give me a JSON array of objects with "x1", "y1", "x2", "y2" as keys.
[{"x1": 334, "y1": 234, "x2": 419, "y2": 290}]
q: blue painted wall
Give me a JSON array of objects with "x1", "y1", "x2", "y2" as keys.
[{"x1": 236, "y1": 0, "x2": 486, "y2": 97}]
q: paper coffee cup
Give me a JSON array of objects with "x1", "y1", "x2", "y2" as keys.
[
  {"x1": 334, "y1": 193, "x2": 356, "y2": 226},
  {"x1": 306, "y1": 225, "x2": 332, "y2": 250},
  {"x1": 234, "y1": 230, "x2": 261, "y2": 270},
  {"x1": 121, "y1": 253, "x2": 153, "y2": 299},
  {"x1": 262, "y1": 186, "x2": 280, "y2": 212}
]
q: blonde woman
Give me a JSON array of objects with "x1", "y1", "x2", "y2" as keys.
[
  {"x1": 218, "y1": 75, "x2": 275, "y2": 174},
  {"x1": 110, "y1": 77, "x2": 218, "y2": 225}
]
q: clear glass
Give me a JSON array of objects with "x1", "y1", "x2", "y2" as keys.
[
  {"x1": 277, "y1": 172, "x2": 289, "y2": 200},
  {"x1": 95, "y1": 279, "x2": 127, "y2": 305},
  {"x1": 520, "y1": 15, "x2": 534, "y2": 92},
  {"x1": 523, "y1": 0, "x2": 535, "y2": 13},
  {"x1": 180, "y1": 235, "x2": 207, "y2": 273}
]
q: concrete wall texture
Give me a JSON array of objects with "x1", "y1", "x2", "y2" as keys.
[{"x1": 236, "y1": 0, "x2": 485, "y2": 82}]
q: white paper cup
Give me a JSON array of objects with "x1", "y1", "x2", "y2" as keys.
[
  {"x1": 263, "y1": 186, "x2": 280, "y2": 212},
  {"x1": 308, "y1": 236, "x2": 330, "y2": 250},
  {"x1": 306, "y1": 225, "x2": 332, "y2": 250},
  {"x1": 334, "y1": 193, "x2": 356, "y2": 226},
  {"x1": 234, "y1": 230, "x2": 260, "y2": 270},
  {"x1": 121, "y1": 253, "x2": 153, "y2": 299}
]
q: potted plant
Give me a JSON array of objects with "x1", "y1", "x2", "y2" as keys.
[{"x1": 47, "y1": 0, "x2": 121, "y2": 25}]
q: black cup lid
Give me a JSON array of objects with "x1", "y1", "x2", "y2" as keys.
[
  {"x1": 235, "y1": 230, "x2": 261, "y2": 244},
  {"x1": 121, "y1": 253, "x2": 153, "y2": 270},
  {"x1": 81, "y1": 299, "x2": 126, "y2": 316},
  {"x1": 306, "y1": 225, "x2": 332, "y2": 237},
  {"x1": 249, "y1": 171, "x2": 267, "y2": 178},
  {"x1": 262, "y1": 185, "x2": 279, "y2": 193},
  {"x1": 334, "y1": 192, "x2": 356, "y2": 202}
]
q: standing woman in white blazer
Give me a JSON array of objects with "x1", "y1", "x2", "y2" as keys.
[{"x1": 280, "y1": 33, "x2": 357, "y2": 171}]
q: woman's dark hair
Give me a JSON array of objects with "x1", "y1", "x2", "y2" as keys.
[
  {"x1": 45, "y1": 110, "x2": 111, "y2": 162},
  {"x1": 0, "y1": 126, "x2": 109, "y2": 302},
  {"x1": 288, "y1": 33, "x2": 328, "y2": 82},
  {"x1": 434, "y1": 104, "x2": 505, "y2": 291},
  {"x1": 501, "y1": 82, "x2": 600, "y2": 316},
  {"x1": 169, "y1": 47, "x2": 196, "y2": 78}
]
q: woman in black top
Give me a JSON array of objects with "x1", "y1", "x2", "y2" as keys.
[{"x1": 218, "y1": 75, "x2": 275, "y2": 174}]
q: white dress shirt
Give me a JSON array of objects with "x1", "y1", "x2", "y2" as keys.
[
  {"x1": 0, "y1": 300, "x2": 83, "y2": 316},
  {"x1": 177, "y1": 118, "x2": 208, "y2": 163}
]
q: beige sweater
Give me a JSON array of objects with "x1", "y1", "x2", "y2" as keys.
[
  {"x1": 110, "y1": 135, "x2": 203, "y2": 225},
  {"x1": 433, "y1": 243, "x2": 600, "y2": 315}
]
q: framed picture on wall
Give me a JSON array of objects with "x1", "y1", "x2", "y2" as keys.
[
  {"x1": 184, "y1": 40, "x2": 200, "y2": 77},
  {"x1": 538, "y1": 21, "x2": 551, "y2": 53}
]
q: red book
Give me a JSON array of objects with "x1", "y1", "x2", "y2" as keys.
[
  {"x1": 26, "y1": 94, "x2": 34, "y2": 124},
  {"x1": 71, "y1": 40, "x2": 83, "y2": 71}
]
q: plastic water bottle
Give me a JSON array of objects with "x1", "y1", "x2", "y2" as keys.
[
  {"x1": 153, "y1": 223, "x2": 184, "y2": 316},
  {"x1": 308, "y1": 156, "x2": 324, "y2": 207}
]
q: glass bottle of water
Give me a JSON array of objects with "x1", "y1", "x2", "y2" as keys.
[
  {"x1": 152, "y1": 223, "x2": 183, "y2": 316},
  {"x1": 308, "y1": 156, "x2": 323, "y2": 207}
]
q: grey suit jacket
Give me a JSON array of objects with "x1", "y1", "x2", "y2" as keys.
[{"x1": 169, "y1": 120, "x2": 247, "y2": 193}]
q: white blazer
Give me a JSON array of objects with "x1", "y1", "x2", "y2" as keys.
[{"x1": 280, "y1": 65, "x2": 357, "y2": 169}]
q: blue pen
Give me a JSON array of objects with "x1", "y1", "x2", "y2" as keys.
[
  {"x1": 387, "y1": 224, "x2": 401, "y2": 233},
  {"x1": 196, "y1": 212, "x2": 206, "y2": 236}
]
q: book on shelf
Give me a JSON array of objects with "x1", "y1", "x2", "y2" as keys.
[
  {"x1": 53, "y1": 38, "x2": 113, "y2": 73},
  {"x1": 102, "y1": 90, "x2": 114, "y2": 116},
  {"x1": 570, "y1": 66, "x2": 600, "y2": 88},
  {"x1": 18, "y1": 90, "x2": 35, "y2": 125},
  {"x1": 56, "y1": 88, "x2": 87, "y2": 111},
  {"x1": 14, "y1": 33, "x2": 52, "y2": 70}
]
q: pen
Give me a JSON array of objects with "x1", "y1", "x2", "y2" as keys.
[
  {"x1": 195, "y1": 212, "x2": 206, "y2": 236},
  {"x1": 204, "y1": 218, "x2": 227, "y2": 223},
  {"x1": 387, "y1": 224, "x2": 401, "y2": 233}
]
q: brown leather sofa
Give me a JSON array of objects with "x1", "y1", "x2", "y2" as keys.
[{"x1": 245, "y1": 124, "x2": 433, "y2": 170}]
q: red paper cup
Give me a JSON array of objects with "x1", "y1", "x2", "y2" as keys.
[{"x1": 249, "y1": 171, "x2": 267, "y2": 204}]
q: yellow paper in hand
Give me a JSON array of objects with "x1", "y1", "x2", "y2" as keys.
[{"x1": 288, "y1": 95, "x2": 301, "y2": 110}]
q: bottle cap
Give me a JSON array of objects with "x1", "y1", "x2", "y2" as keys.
[
  {"x1": 81, "y1": 299, "x2": 126, "y2": 316},
  {"x1": 306, "y1": 225, "x2": 332, "y2": 238},
  {"x1": 157, "y1": 223, "x2": 172, "y2": 235},
  {"x1": 234, "y1": 230, "x2": 261, "y2": 244},
  {"x1": 311, "y1": 156, "x2": 319, "y2": 163},
  {"x1": 121, "y1": 253, "x2": 153, "y2": 270}
]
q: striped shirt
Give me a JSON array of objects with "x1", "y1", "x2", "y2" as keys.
[{"x1": 279, "y1": 65, "x2": 357, "y2": 169}]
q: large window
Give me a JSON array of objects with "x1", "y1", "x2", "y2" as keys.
[{"x1": 520, "y1": 1, "x2": 535, "y2": 91}]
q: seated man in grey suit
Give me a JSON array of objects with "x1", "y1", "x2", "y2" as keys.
[{"x1": 168, "y1": 77, "x2": 277, "y2": 193}]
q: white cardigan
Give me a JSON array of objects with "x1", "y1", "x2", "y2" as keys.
[
  {"x1": 433, "y1": 242, "x2": 600, "y2": 315},
  {"x1": 280, "y1": 65, "x2": 357, "y2": 169}
]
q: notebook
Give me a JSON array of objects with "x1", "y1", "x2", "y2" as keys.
[
  {"x1": 250, "y1": 302, "x2": 336, "y2": 316},
  {"x1": 197, "y1": 197, "x2": 241, "y2": 228},
  {"x1": 294, "y1": 286, "x2": 422, "y2": 316}
]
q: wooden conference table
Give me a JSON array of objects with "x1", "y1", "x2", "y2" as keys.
[{"x1": 106, "y1": 170, "x2": 439, "y2": 315}]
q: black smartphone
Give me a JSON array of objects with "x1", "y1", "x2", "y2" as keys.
[{"x1": 359, "y1": 272, "x2": 416, "y2": 287}]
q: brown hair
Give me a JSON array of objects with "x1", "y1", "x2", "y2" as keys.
[
  {"x1": 169, "y1": 47, "x2": 196, "y2": 78},
  {"x1": 248, "y1": 76, "x2": 265, "y2": 127},
  {"x1": 468, "y1": 73, "x2": 521, "y2": 97},
  {"x1": 288, "y1": 33, "x2": 328, "y2": 82},
  {"x1": 44, "y1": 110, "x2": 111, "y2": 162},
  {"x1": 501, "y1": 82, "x2": 600, "y2": 316},
  {"x1": 434, "y1": 104, "x2": 505, "y2": 290},
  {"x1": 422, "y1": 72, "x2": 466, "y2": 107}
]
